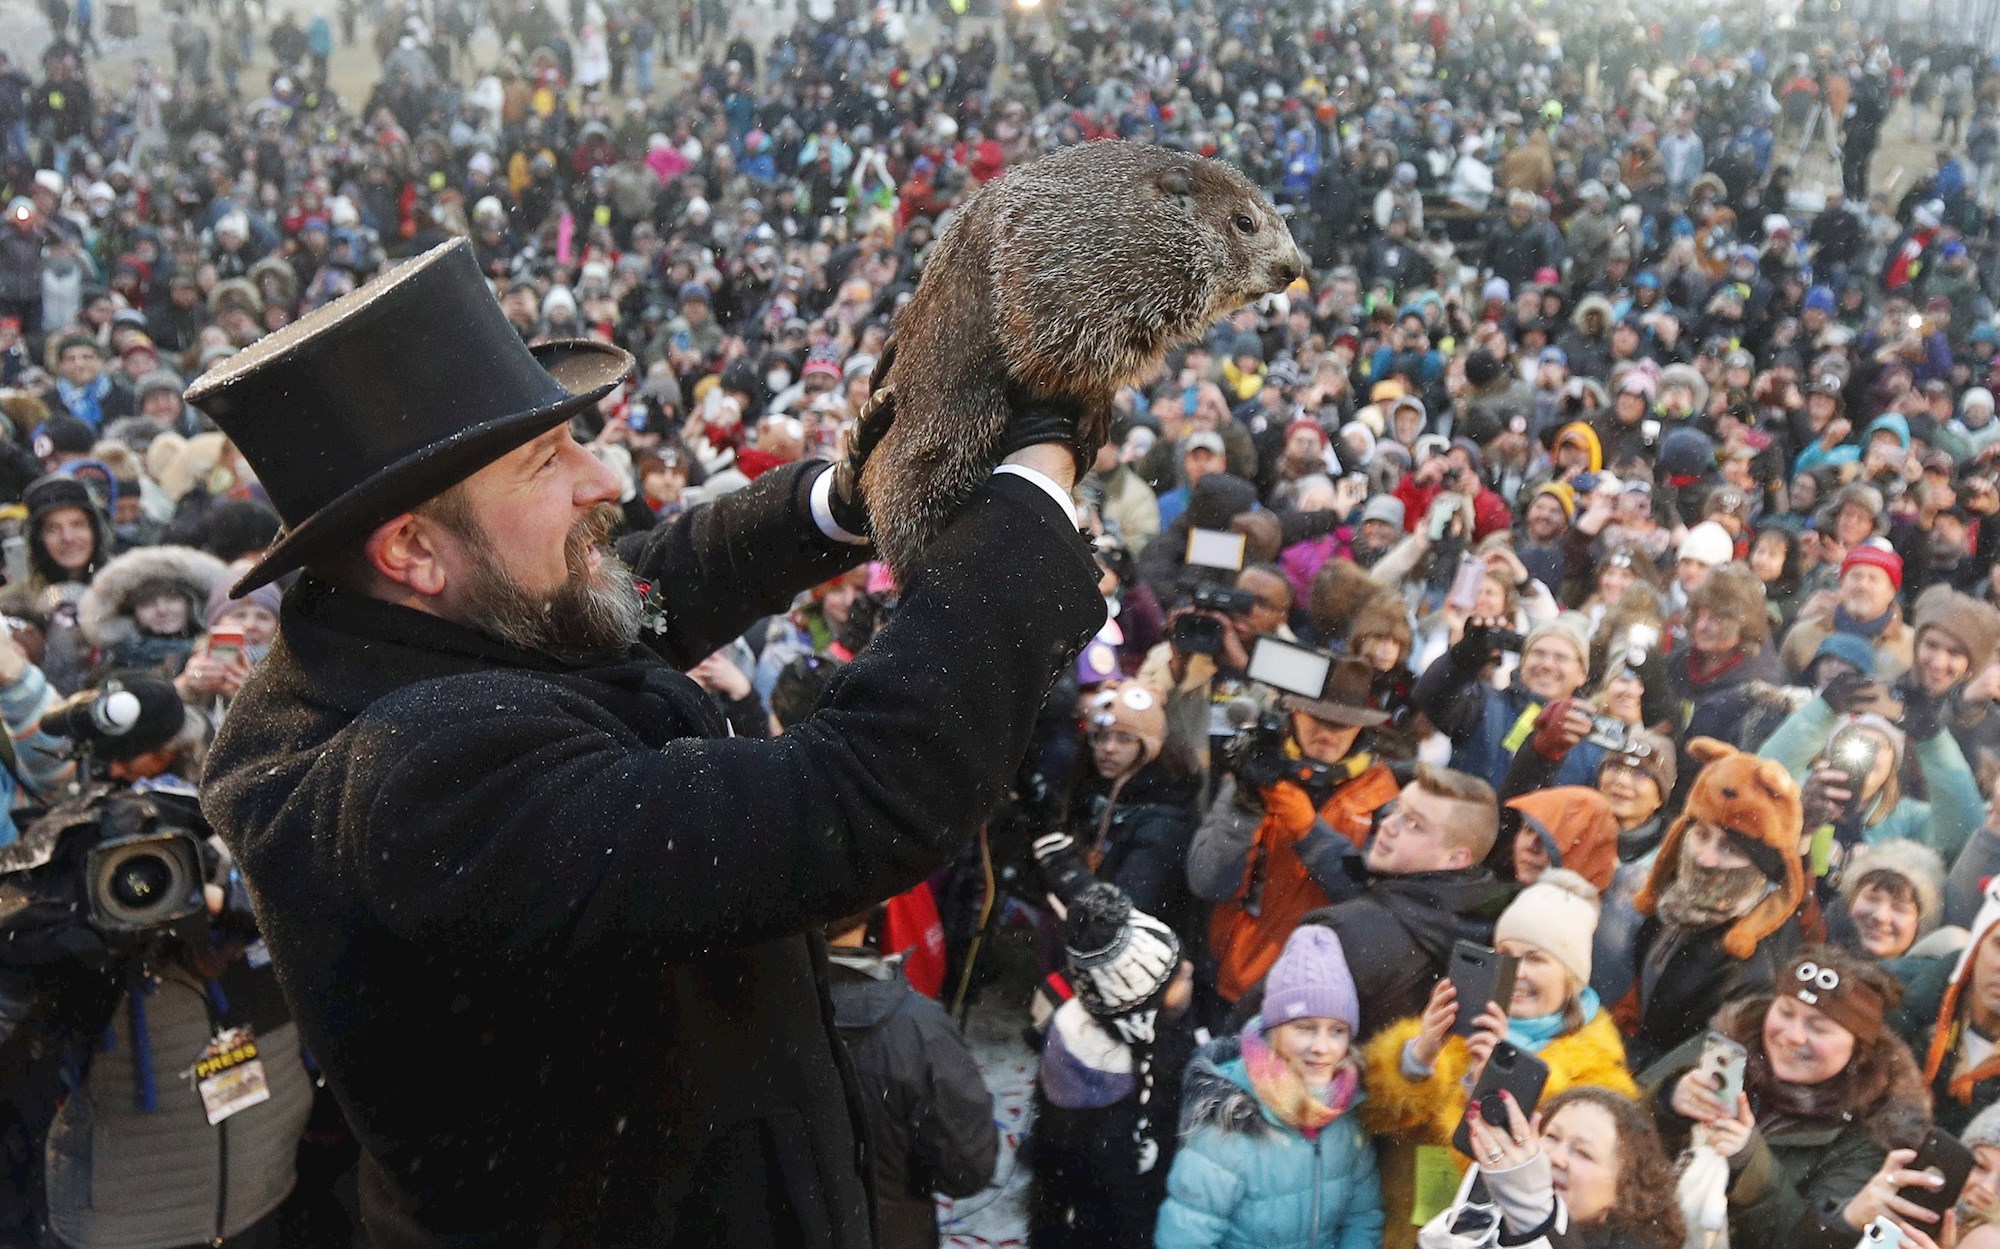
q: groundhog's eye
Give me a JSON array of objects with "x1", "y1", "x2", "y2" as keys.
[{"x1": 1232, "y1": 214, "x2": 1256, "y2": 234}]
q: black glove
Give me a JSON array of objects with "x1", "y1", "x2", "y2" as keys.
[
  {"x1": 1450, "y1": 616, "x2": 1506, "y2": 669},
  {"x1": 1821, "y1": 669, "x2": 1874, "y2": 716},
  {"x1": 995, "y1": 386, "x2": 1094, "y2": 477},
  {"x1": 1902, "y1": 684, "x2": 1945, "y2": 743},
  {"x1": 828, "y1": 369, "x2": 897, "y2": 538},
  {"x1": 1031, "y1": 832, "x2": 1096, "y2": 908}
]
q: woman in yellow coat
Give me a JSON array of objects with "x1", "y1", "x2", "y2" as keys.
[{"x1": 1362, "y1": 871, "x2": 1637, "y2": 1249}]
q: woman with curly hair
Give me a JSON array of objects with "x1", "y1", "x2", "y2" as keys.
[
  {"x1": 1646, "y1": 945, "x2": 1931, "y2": 1248},
  {"x1": 1424, "y1": 1084, "x2": 1686, "y2": 1249}
]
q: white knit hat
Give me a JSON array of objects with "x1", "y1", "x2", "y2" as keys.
[
  {"x1": 1494, "y1": 869, "x2": 1602, "y2": 985},
  {"x1": 1679, "y1": 521, "x2": 1734, "y2": 567}
]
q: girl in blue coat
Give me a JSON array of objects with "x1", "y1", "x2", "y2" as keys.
[{"x1": 1156, "y1": 926, "x2": 1385, "y2": 1249}]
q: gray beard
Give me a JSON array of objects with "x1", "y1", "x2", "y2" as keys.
[{"x1": 452, "y1": 503, "x2": 644, "y2": 664}]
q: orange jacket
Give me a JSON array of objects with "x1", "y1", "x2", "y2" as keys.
[{"x1": 1210, "y1": 762, "x2": 1400, "y2": 1002}]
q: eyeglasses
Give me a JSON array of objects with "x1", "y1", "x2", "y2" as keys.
[{"x1": 1089, "y1": 728, "x2": 1142, "y2": 749}]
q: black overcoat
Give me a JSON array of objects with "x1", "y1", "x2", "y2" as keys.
[{"x1": 199, "y1": 463, "x2": 1101, "y2": 1247}]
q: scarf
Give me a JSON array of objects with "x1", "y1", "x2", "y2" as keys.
[
  {"x1": 1746, "y1": 1043, "x2": 1854, "y2": 1138},
  {"x1": 1618, "y1": 816, "x2": 1666, "y2": 865},
  {"x1": 1833, "y1": 604, "x2": 1893, "y2": 640},
  {"x1": 1239, "y1": 1015, "x2": 1359, "y2": 1138},
  {"x1": 1684, "y1": 647, "x2": 1746, "y2": 686},
  {"x1": 55, "y1": 372, "x2": 110, "y2": 431},
  {"x1": 1508, "y1": 988, "x2": 1601, "y2": 1054},
  {"x1": 1658, "y1": 862, "x2": 1772, "y2": 929}
]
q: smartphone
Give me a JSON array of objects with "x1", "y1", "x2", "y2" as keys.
[
  {"x1": 207, "y1": 627, "x2": 246, "y2": 667},
  {"x1": 1825, "y1": 725, "x2": 1882, "y2": 796},
  {"x1": 627, "y1": 402, "x2": 648, "y2": 432},
  {"x1": 1447, "y1": 941, "x2": 1520, "y2": 1037},
  {"x1": 1859, "y1": 1216, "x2": 1913, "y2": 1247},
  {"x1": 1, "y1": 534, "x2": 24, "y2": 587},
  {"x1": 1447, "y1": 558, "x2": 1486, "y2": 611},
  {"x1": 1697, "y1": 1031, "x2": 1748, "y2": 1109},
  {"x1": 1898, "y1": 1127, "x2": 1975, "y2": 1221},
  {"x1": 1452, "y1": 1040, "x2": 1550, "y2": 1155}
]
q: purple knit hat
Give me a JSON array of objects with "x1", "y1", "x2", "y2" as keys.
[{"x1": 1262, "y1": 926, "x2": 1360, "y2": 1033}]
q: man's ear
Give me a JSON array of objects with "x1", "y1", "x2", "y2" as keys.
[{"x1": 364, "y1": 513, "x2": 449, "y2": 598}]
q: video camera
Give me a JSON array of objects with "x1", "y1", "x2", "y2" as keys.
[
  {"x1": 1173, "y1": 528, "x2": 1252, "y2": 657},
  {"x1": 1220, "y1": 638, "x2": 1347, "y2": 804}
]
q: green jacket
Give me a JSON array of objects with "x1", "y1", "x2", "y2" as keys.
[
  {"x1": 1641, "y1": 999, "x2": 1914, "y2": 1249},
  {"x1": 1758, "y1": 695, "x2": 1984, "y2": 865}
]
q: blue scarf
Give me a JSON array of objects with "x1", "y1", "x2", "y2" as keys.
[
  {"x1": 1833, "y1": 604, "x2": 1893, "y2": 641},
  {"x1": 55, "y1": 373, "x2": 110, "y2": 431},
  {"x1": 1505, "y1": 988, "x2": 1600, "y2": 1054}
]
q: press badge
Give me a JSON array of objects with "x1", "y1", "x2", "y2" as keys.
[{"x1": 193, "y1": 1026, "x2": 270, "y2": 1125}]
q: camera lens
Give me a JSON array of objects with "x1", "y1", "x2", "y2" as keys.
[{"x1": 109, "y1": 853, "x2": 173, "y2": 908}]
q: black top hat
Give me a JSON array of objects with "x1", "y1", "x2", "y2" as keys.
[
  {"x1": 184, "y1": 238, "x2": 632, "y2": 595},
  {"x1": 1280, "y1": 653, "x2": 1389, "y2": 728}
]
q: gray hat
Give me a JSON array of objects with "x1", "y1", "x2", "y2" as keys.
[
  {"x1": 1185, "y1": 430, "x2": 1226, "y2": 456},
  {"x1": 1962, "y1": 1101, "x2": 2000, "y2": 1153},
  {"x1": 1360, "y1": 495, "x2": 1406, "y2": 528}
]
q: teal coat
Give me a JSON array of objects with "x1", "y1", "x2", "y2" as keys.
[
  {"x1": 1156, "y1": 1036, "x2": 1385, "y2": 1249},
  {"x1": 1758, "y1": 695, "x2": 1984, "y2": 864}
]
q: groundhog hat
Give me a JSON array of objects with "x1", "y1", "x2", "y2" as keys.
[
  {"x1": 1634, "y1": 737, "x2": 1805, "y2": 959},
  {"x1": 184, "y1": 238, "x2": 633, "y2": 595}
]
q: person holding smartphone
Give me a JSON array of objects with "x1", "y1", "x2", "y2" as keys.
[
  {"x1": 1647, "y1": 945, "x2": 1925, "y2": 1249},
  {"x1": 1362, "y1": 873, "x2": 1638, "y2": 1245}
]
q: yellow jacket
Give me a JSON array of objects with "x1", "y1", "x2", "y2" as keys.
[{"x1": 1360, "y1": 1011, "x2": 1637, "y2": 1249}]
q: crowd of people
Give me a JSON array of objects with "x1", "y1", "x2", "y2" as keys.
[{"x1": 4, "y1": 0, "x2": 2000, "y2": 1246}]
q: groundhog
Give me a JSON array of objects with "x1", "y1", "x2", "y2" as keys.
[{"x1": 861, "y1": 140, "x2": 1306, "y2": 580}]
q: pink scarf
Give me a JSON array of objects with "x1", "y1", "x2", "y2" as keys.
[{"x1": 1239, "y1": 1017, "x2": 1360, "y2": 1139}]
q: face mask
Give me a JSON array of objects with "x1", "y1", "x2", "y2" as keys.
[{"x1": 766, "y1": 369, "x2": 792, "y2": 392}]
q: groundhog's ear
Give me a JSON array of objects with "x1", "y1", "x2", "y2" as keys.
[{"x1": 1157, "y1": 166, "x2": 1194, "y2": 209}]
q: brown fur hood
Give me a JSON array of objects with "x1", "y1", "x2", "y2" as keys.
[{"x1": 1712, "y1": 996, "x2": 1931, "y2": 1150}]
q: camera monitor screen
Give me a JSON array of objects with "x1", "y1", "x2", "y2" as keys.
[
  {"x1": 1185, "y1": 527, "x2": 1247, "y2": 572},
  {"x1": 1246, "y1": 637, "x2": 1332, "y2": 700}
]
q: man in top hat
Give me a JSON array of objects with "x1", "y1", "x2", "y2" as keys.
[{"x1": 190, "y1": 239, "x2": 1104, "y2": 1248}]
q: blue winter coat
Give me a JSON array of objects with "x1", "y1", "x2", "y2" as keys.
[{"x1": 1156, "y1": 1036, "x2": 1385, "y2": 1249}]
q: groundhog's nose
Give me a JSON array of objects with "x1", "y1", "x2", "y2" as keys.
[{"x1": 1277, "y1": 245, "x2": 1307, "y2": 287}]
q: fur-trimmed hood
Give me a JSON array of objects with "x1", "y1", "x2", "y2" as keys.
[
  {"x1": 1714, "y1": 995, "x2": 1930, "y2": 1150},
  {"x1": 1180, "y1": 1036, "x2": 1267, "y2": 1138},
  {"x1": 1177, "y1": 1033, "x2": 1366, "y2": 1140},
  {"x1": 1572, "y1": 294, "x2": 1615, "y2": 334},
  {"x1": 78, "y1": 544, "x2": 230, "y2": 649}
]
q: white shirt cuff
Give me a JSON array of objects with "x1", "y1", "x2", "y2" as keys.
[
  {"x1": 808, "y1": 464, "x2": 869, "y2": 546},
  {"x1": 993, "y1": 463, "x2": 1078, "y2": 527}
]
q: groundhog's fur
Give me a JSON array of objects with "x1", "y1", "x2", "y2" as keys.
[{"x1": 862, "y1": 140, "x2": 1306, "y2": 579}]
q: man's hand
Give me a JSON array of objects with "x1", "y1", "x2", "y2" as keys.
[
  {"x1": 1822, "y1": 669, "x2": 1876, "y2": 715},
  {"x1": 689, "y1": 652, "x2": 752, "y2": 701},
  {"x1": 997, "y1": 385, "x2": 1091, "y2": 487},
  {"x1": 829, "y1": 353, "x2": 898, "y2": 535},
  {"x1": 1451, "y1": 614, "x2": 1511, "y2": 668},
  {"x1": 1529, "y1": 697, "x2": 1593, "y2": 759}
]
